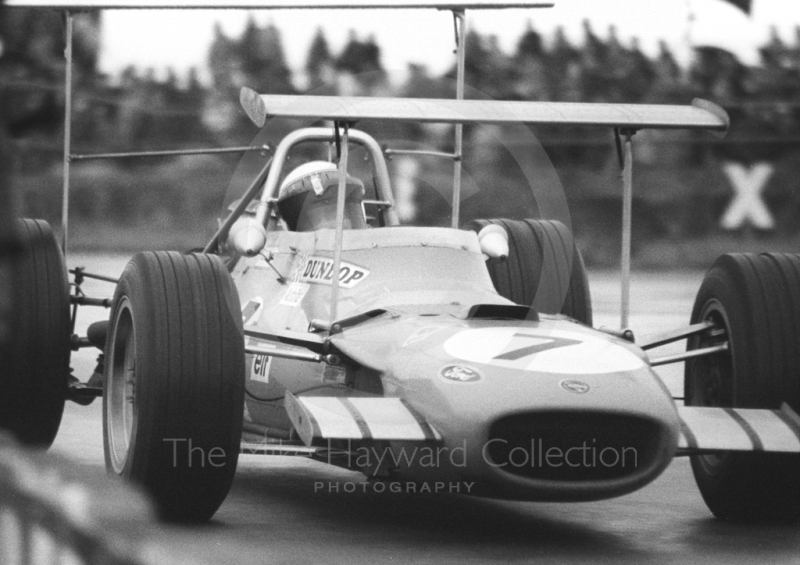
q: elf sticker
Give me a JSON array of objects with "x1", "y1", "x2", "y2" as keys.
[
  {"x1": 250, "y1": 354, "x2": 272, "y2": 384},
  {"x1": 299, "y1": 256, "x2": 369, "y2": 288}
]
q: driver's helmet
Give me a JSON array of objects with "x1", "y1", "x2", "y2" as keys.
[{"x1": 277, "y1": 161, "x2": 366, "y2": 231}]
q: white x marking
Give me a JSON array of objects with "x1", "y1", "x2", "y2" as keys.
[{"x1": 721, "y1": 162, "x2": 775, "y2": 230}]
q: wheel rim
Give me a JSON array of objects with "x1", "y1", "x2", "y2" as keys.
[
  {"x1": 689, "y1": 298, "x2": 733, "y2": 476},
  {"x1": 107, "y1": 297, "x2": 136, "y2": 474}
]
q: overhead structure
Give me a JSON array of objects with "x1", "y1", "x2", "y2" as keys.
[
  {"x1": 7, "y1": 0, "x2": 732, "y2": 329},
  {"x1": 5, "y1": 0, "x2": 553, "y2": 256}
]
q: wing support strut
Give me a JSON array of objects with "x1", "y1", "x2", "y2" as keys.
[
  {"x1": 616, "y1": 128, "x2": 635, "y2": 330},
  {"x1": 330, "y1": 121, "x2": 352, "y2": 326},
  {"x1": 451, "y1": 8, "x2": 466, "y2": 228},
  {"x1": 61, "y1": 11, "x2": 74, "y2": 255}
]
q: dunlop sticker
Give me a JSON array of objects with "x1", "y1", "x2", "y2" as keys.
[{"x1": 299, "y1": 256, "x2": 370, "y2": 288}]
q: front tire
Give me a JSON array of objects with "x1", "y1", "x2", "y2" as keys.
[
  {"x1": 103, "y1": 251, "x2": 245, "y2": 523},
  {"x1": 0, "y1": 219, "x2": 70, "y2": 447},
  {"x1": 686, "y1": 253, "x2": 800, "y2": 521},
  {"x1": 467, "y1": 219, "x2": 592, "y2": 325}
]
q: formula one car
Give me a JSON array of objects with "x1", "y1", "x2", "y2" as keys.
[{"x1": 3, "y1": 1, "x2": 799, "y2": 526}]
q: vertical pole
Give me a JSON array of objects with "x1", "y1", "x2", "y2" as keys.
[
  {"x1": 451, "y1": 9, "x2": 466, "y2": 229},
  {"x1": 330, "y1": 123, "x2": 349, "y2": 326},
  {"x1": 62, "y1": 11, "x2": 74, "y2": 257},
  {"x1": 620, "y1": 130, "x2": 634, "y2": 330}
]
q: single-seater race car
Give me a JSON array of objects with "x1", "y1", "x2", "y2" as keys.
[{"x1": 3, "y1": 1, "x2": 799, "y2": 526}]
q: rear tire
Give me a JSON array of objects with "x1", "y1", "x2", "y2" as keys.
[
  {"x1": 467, "y1": 219, "x2": 592, "y2": 325},
  {"x1": 685, "y1": 253, "x2": 800, "y2": 521},
  {"x1": 0, "y1": 219, "x2": 70, "y2": 447},
  {"x1": 103, "y1": 251, "x2": 245, "y2": 523}
]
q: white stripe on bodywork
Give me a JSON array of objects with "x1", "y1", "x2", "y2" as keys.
[
  {"x1": 740, "y1": 409, "x2": 800, "y2": 452},
  {"x1": 291, "y1": 396, "x2": 441, "y2": 443},
  {"x1": 678, "y1": 407, "x2": 753, "y2": 450},
  {"x1": 348, "y1": 398, "x2": 434, "y2": 441},
  {"x1": 678, "y1": 406, "x2": 800, "y2": 452},
  {"x1": 301, "y1": 397, "x2": 364, "y2": 439}
]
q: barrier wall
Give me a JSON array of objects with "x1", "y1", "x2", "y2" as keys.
[{"x1": 0, "y1": 434, "x2": 182, "y2": 565}]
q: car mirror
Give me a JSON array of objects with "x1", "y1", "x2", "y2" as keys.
[
  {"x1": 227, "y1": 216, "x2": 267, "y2": 257},
  {"x1": 477, "y1": 224, "x2": 508, "y2": 262}
]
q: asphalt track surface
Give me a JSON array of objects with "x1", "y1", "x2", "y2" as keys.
[{"x1": 53, "y1": 254, "x2": 800, "y2": 564}]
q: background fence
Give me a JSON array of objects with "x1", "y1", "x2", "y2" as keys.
[
  {"x1": 2, "y1": 8, "x2": 799, "y2": 265},
  {"x1": 0, "y1": 432, "x2": 208, "y2": 565}
]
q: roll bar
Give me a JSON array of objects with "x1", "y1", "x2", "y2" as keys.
[{"x1": 251, "y1": 127, "x2": 400, "y2": 229}]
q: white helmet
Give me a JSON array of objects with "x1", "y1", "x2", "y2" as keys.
[{"x1": 277, "y1": 161, "x2": 366, "y2": 231}]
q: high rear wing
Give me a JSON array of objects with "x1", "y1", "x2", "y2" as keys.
[{"x1": 240, "y1": 88, "x2": 730, "y2": 134}]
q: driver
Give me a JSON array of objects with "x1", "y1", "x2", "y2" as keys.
[{"x1": 276, "y1": 161, "x2": 367, "y2": 232}]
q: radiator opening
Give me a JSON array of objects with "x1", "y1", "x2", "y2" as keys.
[{"x1": 486, "y1": 412, "x2": 662, "y2": 482}]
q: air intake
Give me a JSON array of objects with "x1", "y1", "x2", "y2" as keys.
[{"x1": 486, "y1": 412, "x2": 663, "y2": 482}]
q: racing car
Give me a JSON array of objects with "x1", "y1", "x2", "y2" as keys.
[{"x1": 3, "y1": 0, "x2": 799, "y2": 525}]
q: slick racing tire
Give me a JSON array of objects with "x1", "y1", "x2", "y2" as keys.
[
  {"x1": 467, "y1": 219, "x2": 592, "y2": 325},
  {"x1": 0, "y1": 219, "x2": 70, "y2": 447},
  {"x1": 685, "y1": 253, "x2": 800, "y2": 522},
  {"x1": 103, "y1": 251, "x2": 245, "y2": 523}
]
